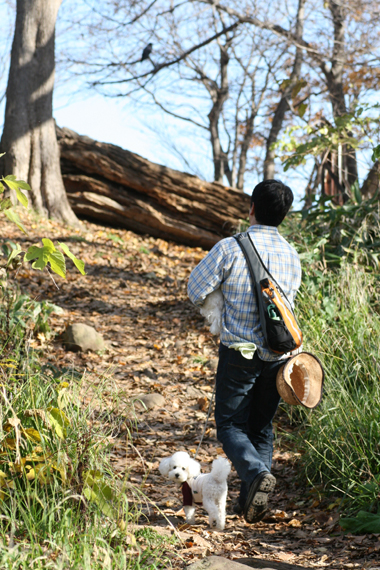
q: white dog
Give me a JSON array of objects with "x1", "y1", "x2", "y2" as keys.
[
  {"x1": 159, "y1": 451, "x2": 230, "y2": 530},
  {"x1": 199, "y1": 289, "x2": 224, "y2": 335}
]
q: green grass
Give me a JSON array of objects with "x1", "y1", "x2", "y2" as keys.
[
  {"x1": 0, "y1": 286, "x2": 177, "y2": 568},
  {"x1": 288, "y1": 262, "x2": 380, "y2": 516}
]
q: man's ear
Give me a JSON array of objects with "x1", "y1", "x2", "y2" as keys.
[{"x1": 249, "y1": 203, "x2": 255, "y2": 217}]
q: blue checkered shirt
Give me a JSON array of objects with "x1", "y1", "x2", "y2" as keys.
[{"x1": 188, "y1": 225, "x2": 302, "y2": 361}]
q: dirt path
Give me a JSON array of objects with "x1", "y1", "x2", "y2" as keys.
[{"x1": 1, "y1": 213, "x2": 378, "y2": 570}]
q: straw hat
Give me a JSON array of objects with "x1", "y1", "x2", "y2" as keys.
[{"x1": 276, "y1": 352, "x2": 324, "y2": 409}]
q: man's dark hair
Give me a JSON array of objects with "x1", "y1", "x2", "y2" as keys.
[{"x1": 251, "y1": 179, "x2": 294, "y2": 226}]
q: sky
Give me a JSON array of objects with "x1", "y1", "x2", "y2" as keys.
[
  {"x1": 53, "y1": 90, "x2": 214, "y2": 182},
  {"x1": 0, "y1": 1, "x2": 311, "y2": 208},
  {"x1": 54, "y1": 95, "x2": 162, "y2": 163}
]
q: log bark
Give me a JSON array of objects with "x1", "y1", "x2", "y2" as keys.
[
  {"x1": 0, "y1": 0, "x2": 78, "y2": 226},
  {"x1": 57, "y1": 127, "x2": 250, "y2": 249}
]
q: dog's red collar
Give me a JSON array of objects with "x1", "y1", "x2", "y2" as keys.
[{"x1": 181, "y1": 481, "x2": 202, "y2": 506}]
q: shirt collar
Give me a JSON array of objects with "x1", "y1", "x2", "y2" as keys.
[{"x1": 247, "y1": 224, "x2": 279, "y2": 235}]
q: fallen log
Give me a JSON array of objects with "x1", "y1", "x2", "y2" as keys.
[{"x1": 57, "y1": 127, "x2": 250, "y2": 249}]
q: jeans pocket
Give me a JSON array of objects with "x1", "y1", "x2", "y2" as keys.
[{"x1": 226, "y1": 351, "x2": 260, "y2": 382}]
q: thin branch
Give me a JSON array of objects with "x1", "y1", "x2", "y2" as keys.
[
  {"x1": 196, "y1": 0, "x2": 328, "y2": 71},
  {"x1": 91, "y1": 21, "x2": 239, "y2": 86},
  {"x1": 82, "y1": 0, "x2": 159, "y2": 27},
  {"x1": 141, "y1": 87, "x2": 209, "y2": 130}
]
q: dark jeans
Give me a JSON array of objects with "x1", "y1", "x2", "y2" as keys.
[{"x1": 215, "y1": 343, "x2": 285, "y2": 507}]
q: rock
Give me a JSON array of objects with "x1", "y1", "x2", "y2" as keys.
[
  {"x1": 187, "y1": 558, "x2": 295, "y2": 570},
  {"x1": 141, "y1": 368, "x2": 157, "y2": 380},
  {"x1": 62, "y1": 323, "x2": 105, "y2": 352},
  {"x1": 134, "y1": 393, "x2": 165, "y2": 410},
  {"x1": 235, "y1": 556, "x2": 308, "y2": 569},
  {"x1": 187, "y1": 557, "x2": 256, "y2": 570},
  {"x1": 206, "y1": 358, "x2": 219, "y2": 371},
  {"x1": 186, "y1": 385, "x2": 204, "y2": 399},
  {"x1": 145, "y1": 272, "x2": 157, "y2": 280}
]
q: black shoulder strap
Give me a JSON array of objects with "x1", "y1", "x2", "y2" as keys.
[
  {"x1": 234, "y1": 231, "x2": 292, "y2": 307},
  {"x1": 234, "y1": 232, "x2": 266, "y2": 287},
  {"x1": 234, "y1": 231, "x2": 269, "y2": 345}
]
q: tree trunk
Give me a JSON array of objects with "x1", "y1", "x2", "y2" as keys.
[
  {"x1": 57, "y1": 127, "x2": 250, "y2": 249},
  {"x1": 0, "y1": 0, "x2": 78, "y2": 226},
  {"x1": 323, "y1": 0, "x2": 358, "y2": 188},
  {"x1": 208, "y1": 45, "x2": 230, "y2": 184},
  {"x1": 263, "y1": 0, "x2": 305, "y2": 180},
  {"x1": 361, "y1": 160, "x2": 380, "y2": 199},
  {"x1": 236, "y1": 92, "x2": 257, "y2": 190}
]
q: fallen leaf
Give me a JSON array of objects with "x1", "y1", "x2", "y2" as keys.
[
  {"x1": 197, "y1": 397, "x2": 209, "y2": 411},
  {"x1": 288, "y1": 518, "x2": 302, "y2": 528},
  {"x1": 277, "y1": 552, "x2": 295, "y2": 561}
]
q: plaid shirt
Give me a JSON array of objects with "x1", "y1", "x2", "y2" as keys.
[{"x1": 188, "y1": 225, "x2": 302, "y2": 362}]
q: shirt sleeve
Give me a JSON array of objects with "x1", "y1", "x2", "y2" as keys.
[
  {"x1": 287, "y1": 253, "x2": 302, "y2": 307},
  {"x1": 187, "y1": 239, "x2": 229, "y2": 307}
]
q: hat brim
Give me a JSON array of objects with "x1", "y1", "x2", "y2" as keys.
[{"x1": 276, "y1": 352, "x2": 324, "y2": 409}]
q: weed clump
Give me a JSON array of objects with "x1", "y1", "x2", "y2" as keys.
[
  {"x1": 282, "y1": 196, "x2": 380, "y2": 531},
  {"x1": 0, "y1": 280, "x2": 175, "y2": 568}
]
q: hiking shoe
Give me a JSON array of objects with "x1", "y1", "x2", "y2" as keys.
[{"x1": 244, "y1": 472, "x2": 276, "y2": 523}]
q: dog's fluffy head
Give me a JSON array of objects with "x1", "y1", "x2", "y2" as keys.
[{"x1": 159, "y1": 451, "x2": 201, "y2": 483}]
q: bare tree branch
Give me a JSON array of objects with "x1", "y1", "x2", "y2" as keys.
[
  {"x1": 82, "y1": 0, "x2": 159, "y2": 27},
  {"x1": 91, "y1": 21, "x2": 239, "y2": 86},
  {"x1": 141, "y1": 86, "x2": 209, "y2": 130}
]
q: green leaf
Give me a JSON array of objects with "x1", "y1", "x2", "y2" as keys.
[
  {"x1": 41, "y1": 238, "x2": 55, "y2": 253},
  {"x1": 57, "y1": 387, "x2": 73, "y2": 410},
  {"x1": 352, "y1": 181, "x2": 362, "y2": 205},
  {"x1": 47, "y1": 408, "x2": 70, "y2": 439},
  {"x1": 4, "y1": 208, "x2": 27, "y2": 233},
  {"x1": 3, "y1": 176, "x2": 29, "y2": 208},
  {"x1": 58, "y1": 242, "x2": 86, "y2": 275},
  {"x1": 291, "y1": 79, "x2": 307, "y2": 99},
  {"x1": 6, "y1": 243, "x2": 22, "y2": 268},
  {"x1": 340, "y1": 511, "x2": 380, "y2": 534},
  {"x1": 48, "y1": 250, "x2": 66, "y2": 278},
  {"x1": 280, "y1": 78, "x2": 292, "y2": 91},
  {"x1": 25, "y1": 245, "x2": 49, "y2": 270},
  {"x1": 24, "y1": 240, "x2": 66, "y2": 277},
  {"x1": 371, "y1": 144, "x2": 380, "y2": 162},
  {"x1": 84, "y1": 470, "x2": 115, "y2": 519},
  {"x1": 298, "y1": 103, "x2": 308, "y2": 118},
  {"x1": 0, "y1": 198, "x2": 12, "y2": 211}
]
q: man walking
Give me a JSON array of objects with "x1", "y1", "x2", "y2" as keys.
[{"x1": 188, "y1": 179, "x2": 302, "y2": 523}]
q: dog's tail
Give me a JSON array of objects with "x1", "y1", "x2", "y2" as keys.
[{"x1": 211, "y1": 457, "x2": 231, "y2": 483}]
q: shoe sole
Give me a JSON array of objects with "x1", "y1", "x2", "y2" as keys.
[{"x1": 244, "y1": 473, "x2": 276, "y2": 523}]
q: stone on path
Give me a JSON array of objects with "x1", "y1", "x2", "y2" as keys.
[
  {"x1": 187, "y1": 557, "x2": 259, "y2": 570},
  {"x1": 206, "y1": 358, "x2": 219, "y2": 371},
  {"x1": 187, "y1": 556, "x2": 306, "y2": 570},
  {"x1": 62, "y1": 323, "x2": 105, "y2": 352},
  {"x1": 186, "y1": 385, "x2": 204, "y2": 399},
  {"x1": 133, "y1": 393, "x2": 165, "y2": 410}
]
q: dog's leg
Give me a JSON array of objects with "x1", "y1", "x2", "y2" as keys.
[
  {"x1": 203, "y1": 497, "x2": 225, "y2": 531},
  {"x1": 184, "y1": 505, "x2": 196, "y2": 524}
]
